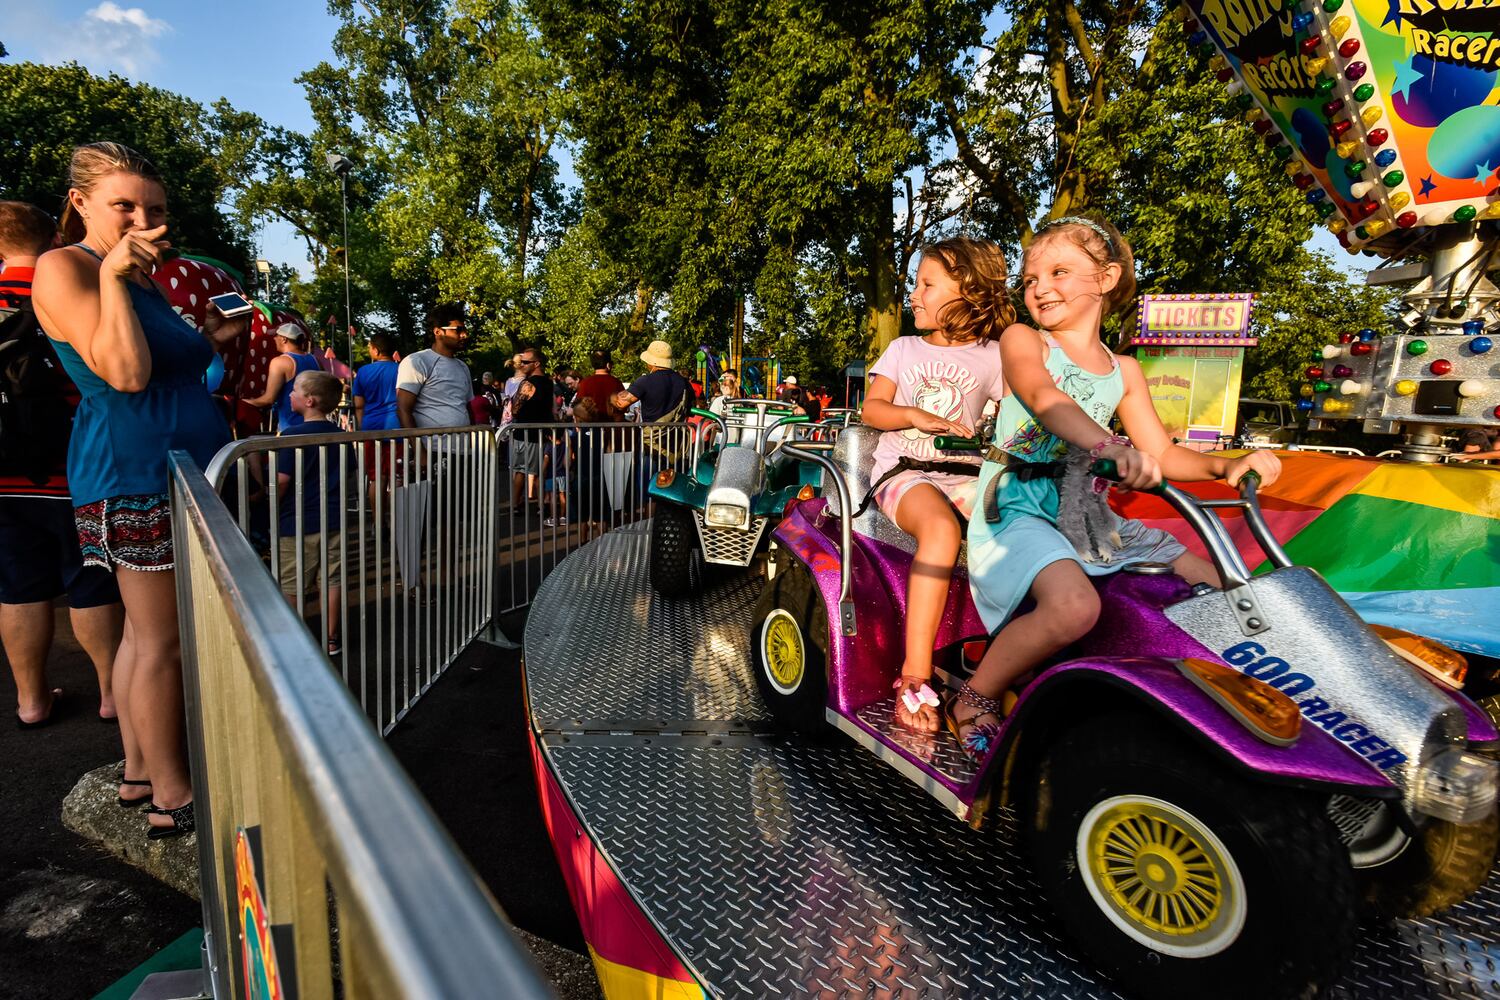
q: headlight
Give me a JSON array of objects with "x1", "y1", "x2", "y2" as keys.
[
  {"x1": 705, "y1": 503, "x2": 748, "y2": 528},
  {"x1": 1370, "y1": 624, "x2": 1468, "y2": 688},
  {"x1": 1413, "y1": 748, "x2": 1498, "y2": 824}
]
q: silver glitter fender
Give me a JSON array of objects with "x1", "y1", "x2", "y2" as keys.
[{"x1": 1165, "y1": 566, "x2": 1465, "y2": 808}]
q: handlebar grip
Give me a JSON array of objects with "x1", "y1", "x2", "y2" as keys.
[
  {"x1": 778, "y1": 414, "x2": 811, "y2": 425},
  {"x1": 934, "y1": 435, "x2": 985, "y2": 452},
  {"x1": 690, "y1": 407, "x2": 719, "y2": 421},
  {"x1": 1089, "y1": 457, "x2": 1167, "y2": 494},
  {"x1": 1238, "y1": 469, "x2": 1262, "y2": 489}
]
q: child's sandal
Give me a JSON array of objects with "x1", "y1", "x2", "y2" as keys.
[
  {"x1": 892, "y1": 675, "x2": 941, "y2": 731},
  {"x1": 945, "y1": 682, "x2": 1006, "y2": 760}
]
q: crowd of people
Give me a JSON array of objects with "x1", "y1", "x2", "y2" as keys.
[{"x1": 1, "y1": 141, "x2": 831, "y2": 844}]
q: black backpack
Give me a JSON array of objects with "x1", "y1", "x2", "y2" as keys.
[{"x1": 0, "y1": 299, "x2": 73, "y2": 484}]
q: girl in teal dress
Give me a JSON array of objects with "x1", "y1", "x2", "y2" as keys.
[{"x1": 950, "y1": 216, "x2": 1283, "y2": 758}]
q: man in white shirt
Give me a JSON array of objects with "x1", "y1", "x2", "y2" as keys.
[{"x1": 396, "y1": 304, "x2": 472, "y2": 428}]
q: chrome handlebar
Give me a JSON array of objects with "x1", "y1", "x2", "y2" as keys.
[{"x1": 781, "y1": 440, "x2": 856, "y2": 636}]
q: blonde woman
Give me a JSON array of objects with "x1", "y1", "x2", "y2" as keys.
[{"x1": 33, "y1": 142, "x2": 242, "y2": 839}]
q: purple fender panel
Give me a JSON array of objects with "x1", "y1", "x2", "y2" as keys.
[
  {"x1": 1001, "y1": 657, "x2": 1397, "y2": 796},
  {"x1": 774, "y1": 500, "x2": 987, "y2": 716}
]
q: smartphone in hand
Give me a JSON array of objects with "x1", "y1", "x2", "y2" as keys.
[{"x1": 209, "y1": 292, "x2": 255, "y2": 318}]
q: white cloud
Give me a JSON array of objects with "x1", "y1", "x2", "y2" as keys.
[
  {"x1": 88, "y1": 2, "x2": 169, "y2": 37},
  {"x1": 22, "y1": 3, "x2": 173, "y2": 78}
]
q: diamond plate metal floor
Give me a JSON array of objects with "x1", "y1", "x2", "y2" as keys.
[{"x1": 525, "y1": 526, "x2": 1500, "y2": 999}]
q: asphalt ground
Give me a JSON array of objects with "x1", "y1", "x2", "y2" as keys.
[
  {"x1": 1, "y1": 602, "x2": 591, "y2": 999},
  {"x1": 0, "y1": 606, "x2": 200, "y2": 1000}
]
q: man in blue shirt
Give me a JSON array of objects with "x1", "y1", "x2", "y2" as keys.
[{"x1": 352, "y1": 333, "x2": 400, "y2": 430}]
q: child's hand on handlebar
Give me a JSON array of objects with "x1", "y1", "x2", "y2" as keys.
[
  {"x1": 908, "y1": 407, "x2": 971, "y2": 437},
  {"x1": 1099, "y1": 443, "x2": 1161, "y2": 491},
  {"x1": 1224, "y1": 450, "x2": 1282, "y2": 489}
]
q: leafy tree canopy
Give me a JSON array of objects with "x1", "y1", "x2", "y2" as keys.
[{"x1": 0, "y1": 61, "x2": 252, "y2": 267}]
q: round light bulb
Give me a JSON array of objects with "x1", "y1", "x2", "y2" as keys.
[
  {"x1": 1352, "y1": 82, "x2": 1375, "y2": 102},
  {"x1": 1389, "y1": 192, "x2": 1411, "y2": 210},
  {"x1": 1301, "y1": 384, "x2": 1316, "y2": 398},
  {"x1": 1394, "y1": 380, "x2": 1417, "y2": 397},
  {"x1": 1322, "y1": 345, "x2": 1343, "y2": 359},
  {"x1": 1350, "y1": 340, "x2": 1374, "y2": 355},
  {"x1": 1470, "y1": 336, "x2": 1493, "y2": 354},
  {"x1": 1407, "y1": 339, "x2": 1428, "y2": 356},
  {"x1": 1332, "y1": 364, "x2": 1354, "y2": 377},
  {"x1": 1350, "y1": 180, "x2": 1375, "y2": 199},
  {"x1": 1361, "y1": 106, "x2": 1384, "y2": 127},
  {"x1": 1457, "y1": 380, "x2": 1485, "y2": 398},
  {"x1": 1455, "y1": 205, "x2": 1478, "y2": 222},
  {"x1": 1338, "y1": 379, "x2": 1363, "y2": 395},
  {"x1": 1430, "y1": 359, "x2": 1453, "y2": 375},
  {"x1": 1329, "y1": 14, "x2": 1351, "y2": 36},
  {"x1": 1314, "y1": 379, "x2": 1333, "y2": 393}
]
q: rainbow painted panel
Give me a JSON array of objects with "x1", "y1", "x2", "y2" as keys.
[{"x1": 1113, "y1": 453, "x2": 1500, "y2": 657}]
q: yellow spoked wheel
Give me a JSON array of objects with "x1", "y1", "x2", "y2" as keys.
[
  {"x1": 760, "y1": 609, "x2": 805, "y2": 695},
  {"x1": 1078, "y1": 795, "x2": 1246, "y2": 958}
]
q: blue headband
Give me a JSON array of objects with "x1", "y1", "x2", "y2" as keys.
[{"x1": 1041, "y1": 216, "x2": 1114, "y2": 253}]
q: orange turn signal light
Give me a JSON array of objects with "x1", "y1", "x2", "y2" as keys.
[
  {"x1": 1370, "y1": 624, "x2": 1467, "y2": 689},
  {"x1": 796, "y1": 484, "x2": 816, "y2": 501},
  {"x1": 1179, "y1": 658, "x2": 1302, "y2": 746},
  {"x1": 655, "y1": 469, "x2": 676, "y2": 488}
]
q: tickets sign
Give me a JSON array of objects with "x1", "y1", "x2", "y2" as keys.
[{"x1": 1132, "y1": 293, "x2": 1258, "y2": 346}]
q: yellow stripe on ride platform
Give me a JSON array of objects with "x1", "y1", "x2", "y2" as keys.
[
  {"x1": 588, "y1": 946, "x2": 706, "y2": 1000},
  {"x1": 1351, "y1": 462, "x2": 1500, "y2": 519}
]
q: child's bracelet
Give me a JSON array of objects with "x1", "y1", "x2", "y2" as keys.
[{"x1": 1089, "y1": 435, "x2": 1129, "y2": 460}]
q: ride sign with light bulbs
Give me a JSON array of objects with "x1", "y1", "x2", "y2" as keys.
[{"x1": 1181, "y1": 0, "x2": 1499, "y2": 455}]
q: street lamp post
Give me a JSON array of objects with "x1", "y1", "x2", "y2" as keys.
[
  {"x1": 254, "y1": 258, "x2": 271, "y2": 300},
  {"x1": 325, "y1": 151, "x2": 357, "y2": 372}
]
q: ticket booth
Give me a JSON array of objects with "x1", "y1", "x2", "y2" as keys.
[{"x1": 1125, "y1": 293, "x2": 1258, "y2": 451}]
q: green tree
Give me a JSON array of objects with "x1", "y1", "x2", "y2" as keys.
[
  {"x1": 0, "y1": 62, "x2": 252, "y2": 266},
  {"x1": 941, "y1": 3, "x2": 1393, "y2": 395}
]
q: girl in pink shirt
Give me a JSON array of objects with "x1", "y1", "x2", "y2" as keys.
[{"x1": 862, "y1": 238, "x2": 1010, "y2": 731}]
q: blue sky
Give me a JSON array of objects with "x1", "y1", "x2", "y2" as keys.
[{"x1": 3, "y1": 1, "x2": 1350, "y2": 281}]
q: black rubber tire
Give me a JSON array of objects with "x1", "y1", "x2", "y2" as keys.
[
  {"x1": 1022, "y1": 712, "x2": 1356, "y2": 1000},
  {"x1": 750, "y1": 557, "x2": 828, "y2": 734},
  {"x1": 1362, "y1": 807, "x2": 1500, "y2": 919},
  {"x1": 649, "y1": 502, "x2": 700, "y2": 598}
]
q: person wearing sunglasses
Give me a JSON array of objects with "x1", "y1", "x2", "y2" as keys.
[{"x1": 396, "y1": 303, "x2": 472, "y2": 429}]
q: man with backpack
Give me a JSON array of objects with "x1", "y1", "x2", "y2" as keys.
[{"x1": 0, "y1": 202, "x2": 123, "y2": 726}]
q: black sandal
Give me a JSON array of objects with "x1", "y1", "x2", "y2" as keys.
[
  {"x1": 146, "y1": 801, "x2": 195, "y2": 840},
  {"x1": 118, "y1": 777, "x2": 152, "y2": 809}
]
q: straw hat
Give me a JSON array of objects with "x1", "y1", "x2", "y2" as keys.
[{"x1": 640, "y1": 339, "x2": 673, "y2": 369}]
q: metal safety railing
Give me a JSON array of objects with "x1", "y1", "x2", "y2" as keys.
[
  {"x1": 497, "y1": 421, "x2": 694, "y2": 615},
  {"x1": 206, "y1": 425, "x2": 500, "y2": 734},
  {"x1": 170, "y1": 451, "x2": 552, "y2": 1000}
]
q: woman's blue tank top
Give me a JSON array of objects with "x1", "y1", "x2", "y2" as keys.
[
  {"x1": 44, "y1": 245, "x2": 231, "y2": 505},
  {"x1": 275, "y1": 351, "x2": 324, "y2": 430}
]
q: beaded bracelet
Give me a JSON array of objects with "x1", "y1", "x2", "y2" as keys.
[{"x1": 1089, "y1": 434, "x2": 1130, "y2": 460}]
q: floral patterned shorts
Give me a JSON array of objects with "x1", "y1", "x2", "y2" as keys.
[{"x1": 74, "y1": 493, "x2": 174, "y2": 572}]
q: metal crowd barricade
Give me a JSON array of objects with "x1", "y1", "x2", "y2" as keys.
[
  {"x1": 205, "y1": 425, "x2": 499, "y2": 734},
  {"x1": 169, "y1": 452, "x2": 551, "y2": 1000},
  {"x1": 498, "y1": 420, "x2": 693, "y2": 615}
]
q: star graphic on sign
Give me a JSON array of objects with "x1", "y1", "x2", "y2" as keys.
[
  {"x1": 1419, "y1": 175, "x2": 1437, "y2": 197},
  {"x1": 1478, "y1": 161, "x2": 1496, "y2": 185},
  {"x1": 1391, "y1": 55, "x2": 1422, "y2": 100},
  {"x1": 1381, "y1": 0, "x2": 1404, "y2": 27}
]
